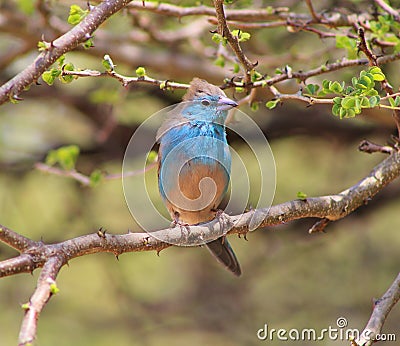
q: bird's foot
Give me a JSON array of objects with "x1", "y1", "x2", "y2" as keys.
[
  {"x1": 212, "y1": 209, "x2": 233, "y2": 234},
  {"x1": 171, "y1": 211, "x2": 190, "y2": 242}
]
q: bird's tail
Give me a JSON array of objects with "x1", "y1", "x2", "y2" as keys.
[{"x1": 206, "y1": 237, "x2": 241, "y2": 276}]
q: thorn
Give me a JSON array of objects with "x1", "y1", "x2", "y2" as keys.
[
  {"x1": 156, "y1": 249, "x2": 162, "y2": 256},
  {"x1": 87, "y1": 1, "x2": 95, "y2": 11},
  {"x1": 143, "y1": 236, "x2": 150, "y2": 246},
  {"x1": 309, "y1": 218, "x2": 330, "y2": 234},
  {"x1": 13, "y1": 94, "x2": 23, "y2": 101},
  {"x1": 97, "y1": 227, "x2": 107, "y2": 238}
]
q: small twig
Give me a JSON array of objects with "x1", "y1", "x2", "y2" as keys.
[
  {"x1": 268, "y1": 84, "x2": 334, "y2": 105},
  {"x1": 305, "y1": 0, "x2": 321, "y2": 22},
  {"x1": 355, "y1": 272, "x2": 400, "y2": 346},
  {"x1": 308, "y1": 218, "x2": 330, "y2": 234},
  {"x1": 61, "y1": 69, "x2": 190, "y2": 90},
  {"x1": 374, "y1": 0, "x2": 400, "y2": 22},
  {"x1": 358, "y1": 139, "x2": 394, "y2": 155},
  {"x1": 0, "y1": 225, "x2": 37, "y2": 252},
  {"x1": 18, "y1": 256, "x2": 64, "y2": 346},
  {"x1": 0, "y1": 0, "x2": 134, "y2": 105},
  {"x1": 213, "y1": 0, "x2": 255, "y2": 82},
  {"x1": 128, "y1": 1, "x2": 292, "y2": 21},
  {"x1": 35, "y1": 163, "x2": 91, "y2": 185},
  {"x1": 357, "y1": 28, "x2": 377, "y2": 67},
  {"x1": 35, "y1": 162, "x2": 157, "y2": 186},
  {"x1": 357, "y1": 28, "x2": 400, "y2": 137}
]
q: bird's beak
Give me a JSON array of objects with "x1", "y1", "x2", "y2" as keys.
[{"x1": 217, "y1": 96, "x2": 238, "y2": 111}]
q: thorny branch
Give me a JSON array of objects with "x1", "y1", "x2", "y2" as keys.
[
  {"x1": 213, "y1": 0, "x2": 255, "y2": 82},
  {"x1": 1, "y1": 149, "x2": 400, "y2": 344},
  {"x1": 357, "y1": 28, "x2": 400, "y2": 138},
  {"x1": 0, "y1": 0, "x2": 133, "y2": 105},
  {"x1": 354, "y1": 272, "x2": 400, "y2": 346},
  {"x1": 1, "y1": 1, "x2": 400, "y2": 345}
]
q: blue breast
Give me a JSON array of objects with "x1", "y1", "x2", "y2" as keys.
[{"x1": 158, "y1": 120, "x2": 231, "y2": 204}]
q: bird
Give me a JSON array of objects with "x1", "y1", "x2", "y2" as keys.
[{"x1": 156, "y1": 78, "x2": 241, "y2": 276}]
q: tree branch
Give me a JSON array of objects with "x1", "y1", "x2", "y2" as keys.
[
  {"x1": 0, "y1": 0, "x2": 133, "y2": 105},
  {"x1": 355, "y1": 272, "x2": 400, "y2": 346},
  {"x1": 34, "y1": 162, "x2": 158, "y2": 187},
  {"x1": 1, "y1": 150, "x2": 399, "y2": 278},
  {"x1": 0, "y1": 123, "x2": 398, "y2": 345},
  {"x1": 18, "y1": 256, "x2": 64, "y2": 346},
  {"x1": 374, "y1": 0, "x2": 400, "y2": 22},
  {"x1": 213, "y1": 0, "x2": 255, "y2": 82}
]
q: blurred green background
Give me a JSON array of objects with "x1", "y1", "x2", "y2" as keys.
[{"x1": 0, "y1": 0, "x2": 399, "y2": 345}]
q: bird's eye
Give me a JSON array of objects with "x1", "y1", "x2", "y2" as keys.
[{"x1": 201, "y1": 100, "x2": 210, "y2": 106}]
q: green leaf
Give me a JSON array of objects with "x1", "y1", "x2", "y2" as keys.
[
  {"x1": 212, "y1": 33, "x2": 222, "y2": 43},
  {"x1": 332, "y1": 104, "x2": 341, "y2": 116},
  {"x1": 83, "y1": 38, "x2": 94, "y2": 49},
  {"x1": 341, "y1": 96, "x2": 355, "y2": 109},
  {"x1": 304, "y1": 84, "x2": 319, "y2": 95},
  {"x1": 266, "y1": 100, "x2": 279, "y2": 109},
  {"x1": 212, "y1": 33, "x2": 227, "y2": 46},
  {"x1": 339, "y1": 107, "x2": 347, "y2": 119},
  {"x1": 335, "y1": 36, "x2": 357, "y2": 59},
  {"x1": 329, "y1": 81, "x2": 343, "y2": 93},
  {"x1": 296, "y1": 191, "x2": 307, "y2": 200},
  {"x1": 68, "y1": 4, "x2": 89, "y2": 25},
  {"x1": 232, "y1": 30, "x2": 248, "y2": 42},
  {"x1": 17, "y1": 0, "x2": 35, "y2": 15},
  {"x1": 89, "y1": 170, "x2": 103, "y2": 187},
  {"x1": 360, "y1": 96, "x2": 370, "y2": 108},
  {"x1": 251, "y1": 102, "x2": 259, "y2": 112},
  {"x1": 389, "y1": 97, "x2": 396, "y2": 107},
  {"x1": 102, "y1": 54, "x2": 114, "y2": 71},
  {"x1": 60, "y1": 63, "x2": 75, "y2": 83},
  {"x1": 333, "y1": 97, "x2": 342, "y2": 105},
  {"x1": 50, "y1": 283, "x2": 60, "y2": 295},
  {"x1": 21, "y1": 302, "x2": 30, "y2": 310},
  {"x1": 146, "y1": 150, "x2": 158, "y2": 164},
  {"x1": 364, "y1": 89, "x2": 378, "y2": 96},
  {"x1": 42, "y1": 68, "x2": 61, "y2": 86},
  {"x1": 251, "y1": 70, "x2": 263, "y2": 82},
  {"x1": 231, "y1": 30, "x2": 251, "y2": 42},
  {"x1": 346, "y1": 108, "x2": 356, "y2": 118},
  {"x1": 322, "y1": 79, "x2": 330, "y2": 91},
  {"x1": 233, "y1": 63, "x2": 240, "y2": 74},
  {"x1": 214, "y1": 56, "x2": 225, "y2": 68},
  {"x1": 45, "y1": 145, "x2": 80, "y2": 170},
  {"x1": 57, "y1": 55, "x2": 66, "y2": 67},
  {"x1": 370, "y1": 70, "x2": 385, "y2": 81},
  {"x1": 135, "y1": 66, "x2": 146, "y2": 77},
  {"x1": 37, "y1": 41, "x2": 49, "y2": 52},
  {"x1": 369, "y1": 95, "x2": 380, "y2": 108}
]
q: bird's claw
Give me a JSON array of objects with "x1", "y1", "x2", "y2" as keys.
[
  {"x1": 171, "y1": 212, "x2": 190, "y2": 242},
  {"x1": 213, "y1": 209, "x2": 232, "y2": 233}
]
